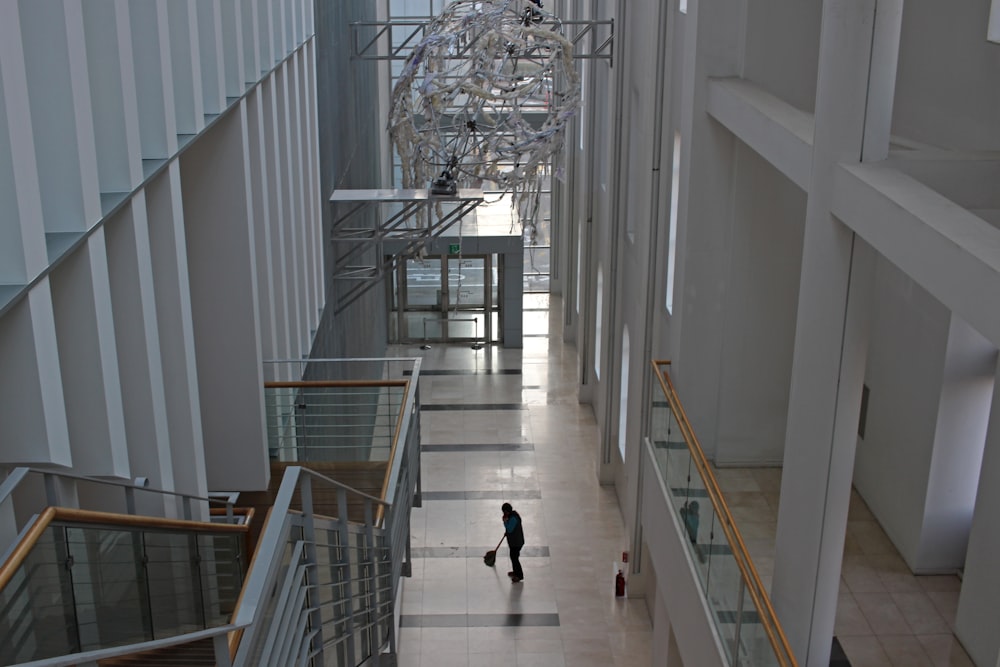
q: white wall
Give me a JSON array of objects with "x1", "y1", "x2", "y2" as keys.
[
  {"x1": 180, "y1": 111, "x2": 269, "y2": 492},
  {"x1": 742, "y1": 0, "x2": 822, "y2": 113},
  {"x1": 853, "y1": 259, "x2": 949, "y2": 566},
  {"x1": 0, "y1": 0, "x2": 318, "y2": 501},
  {"x1": 669, "y1": 0, "x2": 744, "y2": 459},
  {"x1": 955, "y1": 362, "x2": 1000, "y2": 667},
  {"x1": 714, "y1": 144, "x2": 805, "y2": 465},
  {"x1": 854, "y1": 260, "x2": 995, "y2": 573},
  {"x1": 892, "y1": 0, "x2": 1000, "y2": 151},
  {"x1": 918, "y1": 316, "x2": 995, "y2": 571}
]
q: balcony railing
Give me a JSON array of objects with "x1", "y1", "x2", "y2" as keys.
[
  {"x1": 649, "y1": 360, "x2": 797, "y2": 667},
  {"x1": 0, "y1": 468, "x2": 248, "y2": 666}
]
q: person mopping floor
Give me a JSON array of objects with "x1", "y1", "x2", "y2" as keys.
[{"x1": 501, "y1": 502, "x2": 524, "y2": 583}]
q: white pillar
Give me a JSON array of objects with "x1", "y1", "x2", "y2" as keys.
[
  {"x1": 955, "y1": 359, "x2": 1000, "y2": 667},
  {"x1": 771, "y1": 1, "x2": 900, "y2": 665},
  {"x1": 669, "y1": 0, "x2": 745, "y2": 458}
]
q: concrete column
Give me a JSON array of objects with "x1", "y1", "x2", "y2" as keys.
[
  {"x1": 146, "y1": 163, "x2": 207, "y2": 502},
  {"x1": 668, "y1": 0, "x2": 744, "y2": 457},
  {"x1": 955, "y1": 359, "x2": 1000, "y2": 667},
  {"x1": 180, "y1": 108, "x2": 269, "y2": 492},
  {"x1": 0, "y1": 283, "x2": 72, "y2": 466},
  {"x1": 771, "y1": 1, "x2": 900, "y2": 665}
]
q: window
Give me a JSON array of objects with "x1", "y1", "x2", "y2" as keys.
[
  {"x1": 990, "y1": 0, "x2": 1000, "y2": 42},
  {"x1": 618, "y1": 326, "x2": 630, "y2": 460},
  {"x1": 666, "y1": 132, "x2": 681, "y2": 314},
  {"x1": 594, "y1": 265, "x2": 603, "y2": 380}
]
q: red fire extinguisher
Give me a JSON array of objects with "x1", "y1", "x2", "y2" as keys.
[{"x1": 615, "y1": 569, "x2": 626, "y2": 597}]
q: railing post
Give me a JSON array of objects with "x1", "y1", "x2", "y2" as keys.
[
  {"x1": 43, "y1": 473, "x2": 61, "y2": 506},
  {"x1": 299, "y1": 475, "x2": 326, "y2": 666},
  {"x1": 338, "y1": 487, "x2": 356, "y2": 664},
  {"x1": 213, "y1": 632, "x2": 233, "y2": 667},
  {"x1": 363, "y1": 499, "x2": 380, "y2": 665},
  {"x1": 124, "y1": 486, "x2": 136, "y2": 515},
  {"x1": 733, "y1": 581, "x2": 746, "y2": 667}
]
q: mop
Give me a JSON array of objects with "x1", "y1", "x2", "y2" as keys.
[{"x1": 483, "y1": 534, "x2": 506, "y2": 567}]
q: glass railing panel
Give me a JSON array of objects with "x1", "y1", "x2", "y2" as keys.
[
  {"x1": 649, "y1": 361, "x2": 797, "y2": 667},
  {"x1": 142, "y1": 531, "x2": 206, "y2": 636},
  {"x1": 264, "y1": 383, "x2": 407, "y2": 463},
  {"x1": 703, "y1": 512, "x2": 743, "y2": 664},
  {"x1": 737, "y1": 611, "x2": 782, "y2": 667},
  {"x1": 65, "y1": 526, "x2": 151, "y2": 651},
  {"x1": 197, "y1": 533, "x2": 245, "y2": 627},
  {"x1": 0, "y1": 527, "x2": 78, "y2": 664}
]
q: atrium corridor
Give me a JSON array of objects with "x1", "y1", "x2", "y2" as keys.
[
  {"x1": 389, "y1": 293, "x2": 977, "y2": 667},
  {"x1": 392, "y1": 294, "x2": 653, "y2": 667}
]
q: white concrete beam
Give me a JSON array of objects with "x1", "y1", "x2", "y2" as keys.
[
  {"x1": 705, "y1": 77, "x2": 814, "y2": 191},
  {"x1": 832, "y1": 163, "x2": 1000, "y2": 347},
  {"x1": 885, "y1": 154, "x2": 1000, "y2": 211}
]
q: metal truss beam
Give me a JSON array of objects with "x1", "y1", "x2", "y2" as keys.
[
  {"x1": 329, "y1": 189, "x2": 484, "y2": 315},
  {"x1": 351, "y1": 18, "x2": 614, "y2": 63}
]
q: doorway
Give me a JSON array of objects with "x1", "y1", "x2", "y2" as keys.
[{"x1": 389, "y1": 254, "x2": 502, "y2": 345}]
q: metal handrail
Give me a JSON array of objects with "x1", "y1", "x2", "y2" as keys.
[
  {"x1": 0, "y1": 508, "x2": 253, "y2": 667},
  {"x1": 379, "y1": 357, "x2": 420, "y2": 510},
  {"x1": 0, "y1": 466, "x2": 236, "y2": 512},
  {"x1": 13, "y1": 625, "x2": 240, "y2": 667},
  {"x1": 0, "y1": 467, "x2": 239, "y2": 568},
  {"x1": 651, "y1": 360, "x2": 797, "y2": 667},
  {"x1": 231, "y1": 466, "x2": 395, "y2": 665}
]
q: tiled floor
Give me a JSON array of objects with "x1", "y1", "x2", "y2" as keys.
[
  {"x1": 712, "y1": 465, "x2": 975, "y2": 666},
  {"x1": 392, "y1": 294, "x2": 976, "y2": 667},
  {"x1": 393, "y1": 293, "x2": 652, "y2": 667}
]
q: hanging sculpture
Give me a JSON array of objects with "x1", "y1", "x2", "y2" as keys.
[{"x1": 387, "y1": 0, "x2": 581, "y2": 244}]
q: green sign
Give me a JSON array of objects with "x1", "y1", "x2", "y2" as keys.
[{"x1": 448, "y1": 243, "x2": 461, "y2": 255}]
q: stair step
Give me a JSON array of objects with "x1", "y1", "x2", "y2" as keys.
[{"x1": 97, "y1": 638, "x2": 219, "y2": 666}]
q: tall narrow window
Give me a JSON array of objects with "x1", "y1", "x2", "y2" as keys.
[
  {"x1": 990, "y1": 0, "x2": 1000, "y2": 42},
  {"x1": 666, "y1": 132, "x2": 681, "y2": 314},
  {"x1": 594, "y1": 265, "x2": 603, "y2": 380},
  {"x1": 618, "y1": 326, "x2": 630, "y2": 460},
  {"x1": 576, "y1": 234, "x2": 582, "y2": 315}
]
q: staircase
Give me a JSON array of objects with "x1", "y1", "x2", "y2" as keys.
[{"x1": 98, "y1": 638, "x2": 217, "y2": 666}]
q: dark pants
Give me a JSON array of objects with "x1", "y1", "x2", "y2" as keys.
[{"x1": 509, "y1": 546, "x2": 523, "y2": 579}]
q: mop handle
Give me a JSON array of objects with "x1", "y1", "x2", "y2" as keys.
[{"x1": 495, "y1": 534, "x2": 506, "y2": 551}]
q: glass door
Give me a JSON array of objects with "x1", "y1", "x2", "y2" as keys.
[{"x1": 390, "y1": 254, "x2": 501, "y2": 345}]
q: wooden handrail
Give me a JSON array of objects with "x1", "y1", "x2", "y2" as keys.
[
  {"x1": 49, "y1": 507, "x2": 249, "y2": 533},
  {"x1": 0, "y1": 507, "x2": 56, "y2": 594},
  {"x1": 651, "y1": 360, "x2": 797, "y2": 667}
]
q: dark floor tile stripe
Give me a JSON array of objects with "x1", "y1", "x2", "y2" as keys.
[
  {"x1": 410, "y1": 369, "x2": 523, "y2": 376},
  {"x1": 421, "y1": 403, "x2": 528, "y2": 411},
  {"x1": 522, "y1": 334, "x2": 550, "y2": 337},
  {"x1": 671, "y1": 487, "x2": 710, "y2": 498},
  {"x1": 401, "y1": 613, "x2": 560, "y2": 628},
  {"x1": 715, "y1": 610, "x2": 761, "y2": 624},
  {"x1": 421, "y1": 490, "x2": 542, "y2": 501},
  {"x1": 412, "y1": 546, "x2": 550, "y2": 558},
  {"x1": 653, "y1": 440, "x2": 687, "y2": 450},
  {"x1": 422, "y1": 443, "x2": 535, "y2": 452},
  {"x1": 702, "y1": 543, "x2": 733, "y2": 556}
]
